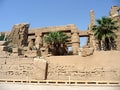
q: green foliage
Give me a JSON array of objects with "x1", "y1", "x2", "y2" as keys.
[
  {"x1": 44, "y1": 31, "x2": 69, "y2": 55},
  {"x1": 91, "y1": 17, "x2": 119, "y2": 50},
  {"x1": 44, "y1": 31, "x2": 68, "y2": 44},
  {"x1": 0, "y1": 33, "x2": 5, "y2": 41}
]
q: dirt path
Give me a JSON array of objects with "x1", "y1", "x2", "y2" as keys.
[{"x1": 0, "y1": 83, "x2": 120, "y2": 90}]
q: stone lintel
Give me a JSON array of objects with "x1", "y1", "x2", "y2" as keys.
[
  {"x1": 29, "y1": 24, "x2": 78, "y2": 34},
  {"x1": 79, "y1": 30, "x2": 89, "y2": 37}
]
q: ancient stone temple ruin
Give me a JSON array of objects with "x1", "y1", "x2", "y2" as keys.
[
  {"x1": 0, "y1": 6, "x2": 120, "y2": 84},
  {"x1": 3, "y1": 6, "x2": 119, "y2": 57}
]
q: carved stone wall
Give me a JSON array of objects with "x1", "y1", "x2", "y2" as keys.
[
  {"x1": 47, "y1": 51, "x2": 120, "y2": 81},
  {"x1": 47, "y1": 64, "x2": 120, "y2": 81},
  {"x1": 0, "y1": 51, "x2": 120, "y2": 81},
  {"x1": 0, "y1": 58, "x2": 47, "y2": 80}
]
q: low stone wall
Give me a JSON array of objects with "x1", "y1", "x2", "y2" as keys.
[
  {"x1": 47, "y1": 63, "x2": 120, "y2": 81},
  {"x1": 0, "y1": 57, "x2": 47, "y2": 80},
  {"x1": 47, "y1": 51, "x2": 120, "y2": 81},
  {"x1": 0, "y1": 51, "x2": 120, "y2": 82}
]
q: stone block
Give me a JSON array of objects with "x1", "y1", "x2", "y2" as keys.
[
  {"x1": 78, "y1": 47, "x2": 94, "y2": 57},
  {"x1": 33, "y1": 58, "x2": 47, "y2": 80}
]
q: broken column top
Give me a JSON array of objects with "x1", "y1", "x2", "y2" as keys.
[
  {"x1": 109, "y1": 6, "x2": 120, "y2": 17},
  {"x1": 90, "y1": 10, "x2": 95, "y2": 25}
]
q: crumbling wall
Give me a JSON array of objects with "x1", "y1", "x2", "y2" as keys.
[{"x1": 8, "y1": 23, "x2": 29, "y2": 47}]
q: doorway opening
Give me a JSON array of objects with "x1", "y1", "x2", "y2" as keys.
[{"x1": 80, "y1": 37, "x2": 87, "y2": 48}]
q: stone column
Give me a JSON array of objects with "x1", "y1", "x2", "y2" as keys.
[
  {"x1": 28, "y1": 39, "x2": 34, "y2": 50},
  {"x1": 71, "y1": 31, "x2": 80, "y2": 55},
  {"x1": 19, "y1": 23, "x2": 29, "y2": 47},
  {"x1": 89, "y1": 10, "x2": 97, "y2": 50},
  {"x1": 90, "y1": 10, "x2": 95, "y2": 26},
  {"x1": 40, "y1": 34, "x2": 48, "y2": 56},
  {"x1": 35, "y1": 33, "x2": 42, "y2": 50}
]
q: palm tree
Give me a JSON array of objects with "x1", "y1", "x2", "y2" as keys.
[
  {"x1": 91, "y1": 17, "x2": 119, "y2": 50},
  {"x1": 0, "y1": 33, "x2": 5, "y2": 41},
  {"x1": 44, "y1": 31, "x2": 69, "y2": 55}
]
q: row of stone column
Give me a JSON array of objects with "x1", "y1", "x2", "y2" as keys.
[{"x1": 33, "y1": 31, "x2": 80, "y2": 55}]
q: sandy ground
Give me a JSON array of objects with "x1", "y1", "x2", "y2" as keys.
[{"x1": 0, "y1": 83, "x2": 120, "y2": 90}]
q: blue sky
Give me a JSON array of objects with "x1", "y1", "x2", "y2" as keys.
[{"x1": 0, "y1": 0, "x2": 120, "y2": 46}]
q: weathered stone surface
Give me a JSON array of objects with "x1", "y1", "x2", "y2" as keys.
[
  {"x1": 0, "y1": 58, "x2": 47, "y2": 80},
  {"x1": 78, "y1": 47, "x2": 94, "y2": 57},
  {"x1": 116, "y1": 30, "x2": 120, "y2": 50},
  {"x1": 109, "y1": 6, "x2": 120, "y2": 17},
  {"x1": 8, "y1": 23, "x2": 29, "y2": 47},
  {"x1": 0, "y1": 46, "x2": 8, "y2": 51},
  {"x1": 90, "y1": 10, "x2": 95, "y2": 25},
  {"x1": 0, "y1": 41, "x2": 6, "y2": 46},
  {"x1": 0, "y1": 6, "x2": 120, "y2": 83},
  {"x1": 0, "y1": 6, "x2": 119, "y2": 55},
  {"x1": 71, "y1": 31, "x2": 80, "y2": 54},
  {"x1": 35, "y1": 33, "x2": 42, "y2": 49},
  {"x1": 28, "y1": 39, "x2": 34, "y2": 50},
  {"x1": 40, "y1": 47, "x2": 48, "y2": 56},
  {"x1": 33, "y1": 58, "x2": 47, "y2": 80},
  {"x1": 0, "y1": 51, "x2": 8, "y2": 57},
  {"x1": 24, "y1": 50, "x2": 37, "y2": 57},
  {"x1": 0, "y1": 58, "x2": 33, "y2": 80},
  {"x1": 88, "y1": 10, "x2": 97, "y2": 49},
  {"x1": 47, "y1": 51, "x2": 120, "y2": 81},
  {"x1": 12, "y1": 48, "x2": 18, "y2": 53},
  {"x1": 0, "y1": 51, "x2": 120, "y2": 81},
  {"x1": 48, "y1": 64, "x2": 120, "y2": 81},
  {"x1": 111, "y1": 14, "x2": 120, "y2": 50}
]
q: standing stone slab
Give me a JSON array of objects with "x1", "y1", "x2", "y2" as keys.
[{"x1": 33, "y1": 58, "x2": 47, "y2": 80}]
